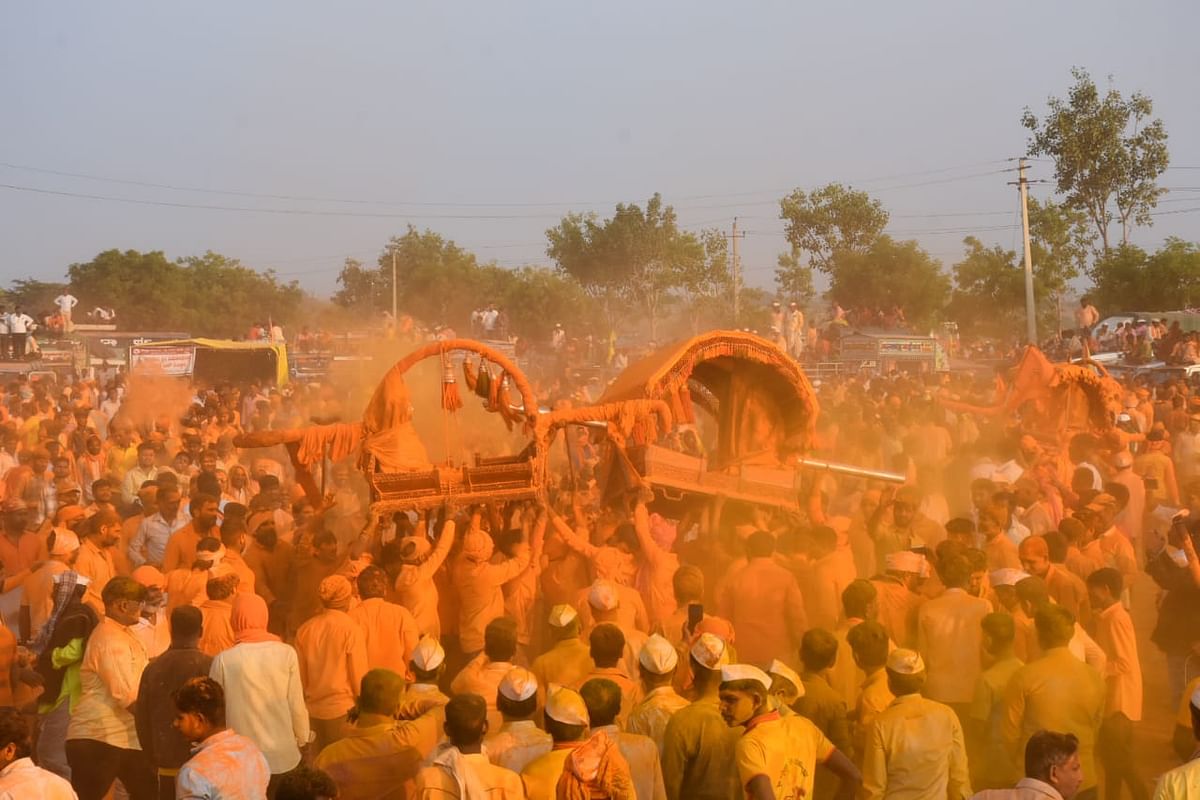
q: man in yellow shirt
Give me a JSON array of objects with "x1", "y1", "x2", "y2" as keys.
[
  {"x1": 414, "y1": 693, "x2": 525, "y2": 799},
  {"x1": 483, "y1": 667, "x2": 552, "y2": 775},
  {"x1": 968, "y1": 612, "x2": 1024, "y2": 791},
  {"x1": 581, "y1": 677, "x2": 667, "y2": 800},
  {"x1": 521, "y1": 684, "x2": 630, "y2": 800},
  {"x1": 1001, "y1": 605, "x2": 1105, "y2": 798},
  {"x1": 1155, "y1": 685, "x2": 1200, "y2": 800},
  {"x1": 530, "y1": 604, "x2": 594, "y2": 696},
  {"x1": 860, "y1": 649, "x2": 971, "y2": 800},
  {"x1": 719, "y1": 662, "x2": 860, "y2": 800},
  {"x1": 847, "y1": 620, "x2": 894, "y2": 762},
  {"x1": 627, "y1": 635, "x2": 689, "y2": 755}
]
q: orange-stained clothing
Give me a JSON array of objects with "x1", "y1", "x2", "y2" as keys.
[
  {"x1": 165, "y1": 568, "x2": 208, "y2": 613},
  {"x1": 75, "y1": 537, "x2": 115, "y2": 614},
  {"x1": 1044, "y1": 565, "x2": 1091, "y2": 630},
  {"x1": 295, "y1": 608, "x2": 369, "y2": 720},
  {"x1": 312, "y1": 712, "x2": 426, "y2": 800},
  {"x1": 575, "y1": 582, "x2": 650, "y2": 637},
  {"x1": 162, "y1": 523, "x2": 210, "y2": 574},
  {"x1": 718, "y1": 556, "x2": 807, "y2": 668},
  {"x1": 22, "y1": 560, "x2": 70, "y2": 640},
  {"x1": 983, "y1": 535, "x2": 1021, "y2": 571},
  {"x1": 414, "y1": 750, "x2": 526, "y2": 800},
  {"x1": 349, "y1": 596, "x2": 420, "y2": 675},
  {"x1": 1001, "y1": 647, "x2": 1106, "y2": 791},
  {"x1": 503, "y1": 538, "x2": 544, "y2": 648},
  {"x1": 452, "y1": 548, "x2": 531, "y2": 654},
  {"x1": 627, "y1": 686, "x2": 690, "y2": 756},
  {"x1": 578, "y1": 666, "x2": 641, "y2": 730},
  {"x1": 484, "y1": 719, "x2": 553, "y2": 775},
  {"x1": 870, "y1": 577, "x2": 922, "y2": 649},
  {"x1": 198, "y1": 599, "x2": 236, "y2": 657},
  {"x1": 222, "y1": 549, "x2": 256, "y2": 596},
  {"x1": 243, "y1": 539, "x2": 293, "y2": 607},
  {"x1": 853, "y1": 668, "x2": 894, "y2": 763},
  {"x1": 1093, "y1": 602, "x2": 1142, "y2": 721},
  {"x1": 531, "y1": 636, "x2": 594, "y2": 694},
  {"x1": 806, "y1": 549, "x2": 857, "y2": 632},
  {"x1": 450, "y1": 655, "x2": 515, "y2": 734},
  {"x1": 633, "y1": 506, "x2": 681, "y2": 630},
  {"x1": 735, "y1": 713, "x2": 834, "y2": 800},
  {"x1": 1083, "y1": 528, "x2": 1138, "y2": 584},
  {"x1": 917, "y1": 588, "x2": 991, "y2": 705},
  {"x1": 398, "y1": 683, "x2": 450, "y2": 761},
  {"x1": 394, "y1": 520, "x2": 455, "y2": 638},
  {"x1": 861, "y1": 693, "x2": 970, "y2": 800},
  {"x1": 593, "y1": 723, "x2": 667, "y2": 800},
  {"x1": 0, "y1": 530, "x2": 45, "y2": 575}
]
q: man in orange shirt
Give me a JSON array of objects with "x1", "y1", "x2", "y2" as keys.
[
  {"x1": 578, "y1": 623, "x2": 641, "y2": 729},
  {"x1": 916, "y1": 552, "x2": 991, "y2": 720},
  {"x1": 295, "y1": 575, "x2": 369, "y2": 755},
  {"x1": 75, "y1": 508, "x2": 120, "y2": 614},
  {"x1": 870, "y1": 551, "x2": 925, "y2": 650},
  {"x1": 348, "y1": 565, "x2": 419, "y2": 674},
  {"x1": 218, "y1": 518, "x2": 255, "y2": 596},
  {"x1": 450, "y1": 616, "x2": 519, "y2": 734},
  {"x1": 163, "y1": 494, "x2": 220, "y2": 574},
  {"x1": 804, "y1": 525, "x2": 857, "y2": 632},
  {"x1": 1019, "y1": 535, "x2": 1091, "y2": 630},
  {"x1": 1086, "y1": 567, "x2": 1145, "y2": 800},
  {"x1": 451, "y1": 523, "x2": 530, "y2": 658},
  {"x1": 717, "y1": 530, "x2": 807, "y2": 668}
]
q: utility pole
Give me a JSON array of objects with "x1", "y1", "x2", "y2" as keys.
[
  {"x1": 1017, "y1": 158, "x2": 1037, "y2": 344},
  {"x1": 730, "y1": 217, "x2": 744, "y2": 323},
  {"x1": 391, "y1": 247, "x2": 398, "y2": 322}
]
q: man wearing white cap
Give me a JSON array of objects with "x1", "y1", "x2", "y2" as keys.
[
  {"x1": 582, "y1": 677, "x2": 667, "y2": 800},
  {"x1": 719, "y1": 663, "x2": 860, "y2": 800},
  {"x1": 917, "y1": 551, "x2": 991, "y2": 718},
  {"x1": 1155, "y1": 684, "x2": 1200, "y2": 799},
  {"x1": 628, "y1": 635, "x2": 689, "y2": 755},
  {"x1": 871, "y1": 551, "x2": 925, "y2": 649},
  {"x1": 402, "y1": 637, "x2": 451, "y2": 760},
  {"x1": 861, "y1": 648, "x2": 970, "y2": 799},
  {"x1": 661, "y1": 633, "x2": 742, "y2": 800},
  {"x1": 522, "y1": 684, "x2": 633, "y2": 800},
  {"x1": 483, "y1": 667, "x2": 552, "y2": 774},
  {"x1": 20, "y1": 527, "x2": 79, "y2": 641},
  {"x1": 766, "y1": 659, "x2": 804, "y2": 716},
  {"x1": 451, "y1": 617, "x2": 519, "y2": 735},
  {"x1": 451, "y1": 513, "x2": 530, "y2": 659},
  {"x1": 414, "y1": 693, "x2": 525, "y2": 799},
  {"x1": 531, "y1": 604, "x2": 594, "y2": 694},
  {"x1": 1001, "y1": 606, "x2": 1105, "y2": 799},
  {"x1": 587, "y1": 579, "x2": 649, "y2": 678}
]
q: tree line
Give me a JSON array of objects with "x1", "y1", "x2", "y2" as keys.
[{"x1": 6, "y1": 68, "x2": 1192, "y2": 343}]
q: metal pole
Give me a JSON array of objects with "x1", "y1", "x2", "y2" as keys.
[
  {"x1": 391, "y1": 248, "x2": 398, "y2": 323},
  {"x1": 731, "y1": 217, "x2": 742, "y2": 323},
  {"x1": 1018, "y1": 158, "x2": 1037, "y2": 344}
]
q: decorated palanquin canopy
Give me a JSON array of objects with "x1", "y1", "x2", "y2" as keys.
[
  {"x1": 597, "y1": 331, "x2": 821, "y2": 509},
  {"x1": 938, "y1": 345, "x2": 1123, "y2": 441}
]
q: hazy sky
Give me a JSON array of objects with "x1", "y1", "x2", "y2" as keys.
[{"x1": 4, "y1": 0, "x2": 1199, "y2": 299}]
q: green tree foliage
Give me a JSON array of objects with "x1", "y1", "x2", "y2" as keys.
[
  {"x1": 493, "y1": 266, "x2": 598, "y2": 342},
  {"x1": 774, "y1": 248, "x2": 814, "y2": 304},
  {"x1": 948, "y1": 238, "x2": 1058, "y2": 339},
  {"x1": 778, "y1": 183, "x2": 889, "y2": 274},
  {"x1": 675, "y1": 229, "x2": 733, "y2": 333},
  {"x1": 1022, "y1": 67, "x2": 1169, "y2": 251},
  {"x1": 66, "y1": 249, "x2": 302, "y2": 336},
  {"x1": 1088, "y1": 239, "x2": 1200, "y2": 311},
  {"x1": 546, "y1": 193, "x2": 702, "y2": 339},
  {"x1": 827, "y1": 236, "x2": 950, "y2": 329},
  {"x1": 1027, "y1": 197, "x2": 1093, "y2": 289},
  {"x1": 0, "y1": 279, "x2": 69, "y2": 316}
]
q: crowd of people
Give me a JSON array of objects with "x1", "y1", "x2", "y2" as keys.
[{"x1": 0, "y1": 328, "x2": 1198, "y2": 800}]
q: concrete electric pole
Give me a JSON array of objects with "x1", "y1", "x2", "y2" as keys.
[{"x1": 1017, "y1": 158, "x2": 1037, "y2": 345}]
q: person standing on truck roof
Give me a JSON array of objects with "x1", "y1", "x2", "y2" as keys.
[
  {"x1": 1074, "y1": 296, "x2": 1099, "y2": 335},
  {"x1": 0, "y1": 306, "x2": 9, "y2": 361},
  {"x1": 7, "y1": 306, "x2": 36, "y2": 359},
  {"x1": 54, "y1": 291, "x2": 78, "y2": 333}
]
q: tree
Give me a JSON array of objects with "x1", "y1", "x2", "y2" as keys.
[
  {"x1": 827, "y1": 236, "x2": 950, "y2": 329},
  {"x1": 332, "y1": 258, "x2": 379, "y2": 311},
  {"x1": 778, "y1": 183, "x2": 889, "y2": 274},
  {"x1": 1089, "y1": 239, "x2": 1200, "y2": 311},
  {"x1": 675, "y1": 229, "x2": 733, "y2": 333},
  {"x1": 774, "y1": 248, "x2": 814, "y2": 304},
  {"x1": 948, "y1": 237, "x2": 1057, "y2": 339},
  {"x1": 66, "y1": 249, "x2": 303, "y2": 336},
  {"x1": 494, "y1": 267, "x2": 598, "y2": 341},
  {"x1": 546, "y1": 193, "x2": 700, "y2": 339},
  {"x1": 1022, "y1": 67, "x2": 1169, "y2": 250},
  {"x1": 0, "y1": 279, "x2": 69, "y2": 316}
]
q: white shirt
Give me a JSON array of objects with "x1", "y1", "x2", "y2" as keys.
[
  {"x1": 0, "y1": 758, "x2": 78, "y2": 800},
  {"x1": 210, "y1": 640, "x2": 311, "y2": 774},
  {"x1": 971, "y1": 776, "x2": 1064, "y2": 799},
  {"x1": 7, "y1": 314, "x2": 33, "y2": 334},
  {"x1": 1152, "y1": 755, "x2": 1200, "y2": 799},
  {"x1": 55, "y1": 294, "x2": 78, "y2": 313}
]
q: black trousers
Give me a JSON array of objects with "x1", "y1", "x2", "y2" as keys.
[{"x1": 65, "y1": 738, "x2": 156, "y2": 800}]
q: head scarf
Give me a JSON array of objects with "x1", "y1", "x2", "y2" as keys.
[
  {"x1": 462, "y1": 530, "x2": 494, "y2": 563},
  {"x1": 231, "y1": 593, "x2": 279, "y2": 644},
  {"x1": 557, "y1": 730, "x2": 635, "y2": 800},
  {"x1": 318, "y1": 575, "x2": 354, "y2": 610}
]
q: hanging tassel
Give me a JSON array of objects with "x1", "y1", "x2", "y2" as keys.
[
  {"x1": 488, "y1": 366, "x2": 501, "y2": 411},
  {"x1": 678, "y1": 384, "x2": 696, "y2": 424},
  {"x1": 495, "y1": 374, "x2": 514, "y2": 431},
  {"x1": 442, "y1": 359, "x2": 463, "y2": 412},
  {"x1": 462, "y1": 356, "x2": 478, "y2": 391},
  {"x1": 475, "y1": 361, "x2": 492, "y2": 400}
]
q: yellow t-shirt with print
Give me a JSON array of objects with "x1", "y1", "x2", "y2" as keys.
[{"x1": 735, "y1": 714, "x2": 835, "y2": 800}]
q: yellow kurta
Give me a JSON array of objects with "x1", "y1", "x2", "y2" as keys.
[
  {"x1": 735, "y1": 713, "x2": 834, "y2": 800},
  {"x1": 627, "y1": 686, "x2": 690, "y2": 755},
  {"x1": 313, "y1": 713, "x2": 425, "y2": 800},
  {"x1": 521, "y1": 747, "x2": 573, "y2": 800},
  {"x1": 1001, "y1": 647, "x2": 1106, "y2": 791},
  {"x1": 861, "y1": 694, "x2": 970, "y2": 800}
]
